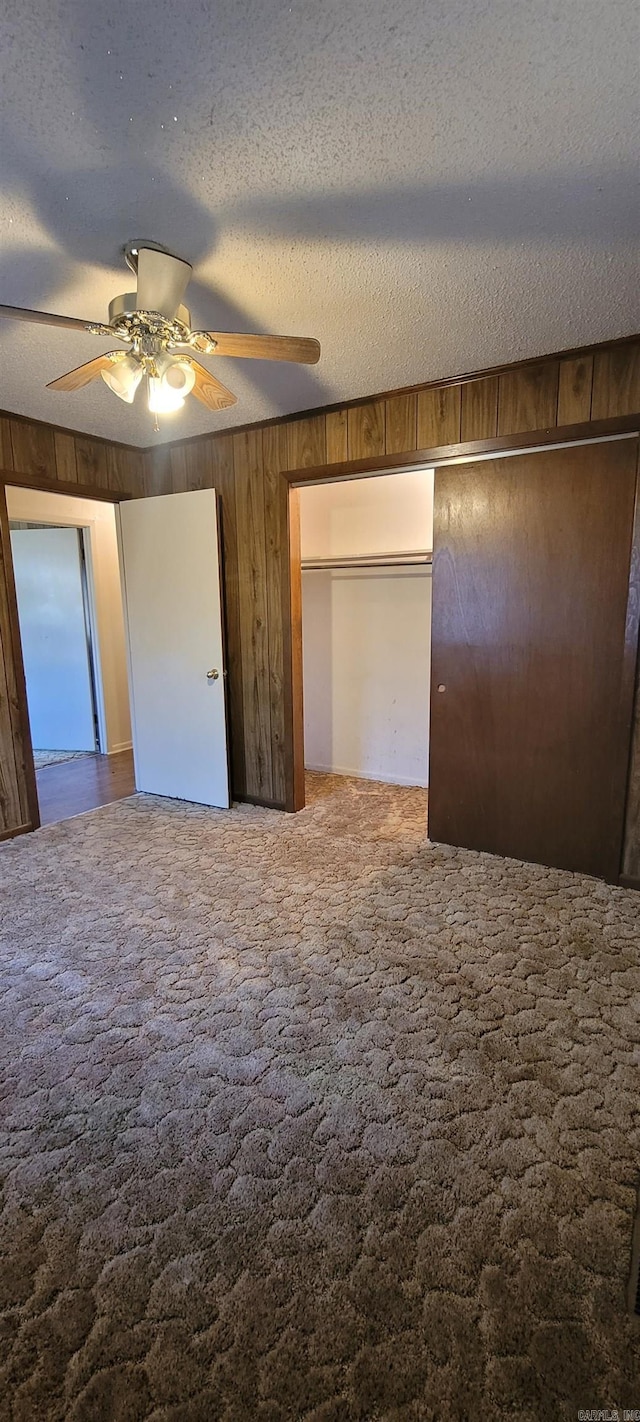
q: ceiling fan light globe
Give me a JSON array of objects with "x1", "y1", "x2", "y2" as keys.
[
  {"x1": 147, "y1": 375, "x2": 185, "y2": 414},
  {"x1": 101, "y1": 354, "x2": 142, "y2": 404},
  {"x1": 165, "y1": 359, "x2": 196, "y2": 396}
]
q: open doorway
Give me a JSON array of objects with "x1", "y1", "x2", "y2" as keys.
[
  {"x1": 299, "y1": 468, "x2": 434, "y2": 806},
  {"x1": 6, "y1": 485, "x2": 135, "y2": 826},
  {"x1": 10, "y1": 524, "x2": 101, "y2": 765}
]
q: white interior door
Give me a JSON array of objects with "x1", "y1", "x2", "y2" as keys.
[
  {"x1": 10, "y1": 526, "x2": 97, "y2": 751},
  {"x1": 118, "y1": 489, "x2": 230, "y2": 808}
]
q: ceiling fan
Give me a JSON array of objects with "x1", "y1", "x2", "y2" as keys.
[{"x1": 0, "y1": 240, "x2": 321, "y2": 427}]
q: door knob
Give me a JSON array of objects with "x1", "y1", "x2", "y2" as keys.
[{"x1": 206, "y1": 668, "x2": 219, "y2": 681}]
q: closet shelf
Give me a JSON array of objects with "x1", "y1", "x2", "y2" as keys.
[{"x1": 301, "y1": 550, "x2": 433, "y2": 571}]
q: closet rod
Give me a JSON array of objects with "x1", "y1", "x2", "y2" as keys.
[{"x1": 301, "y1": 550, "x2": 433, "y2": 571}]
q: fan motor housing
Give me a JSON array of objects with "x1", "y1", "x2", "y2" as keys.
[{"x1": 108, "y1": 292, "x2": 192, "y2": 328}]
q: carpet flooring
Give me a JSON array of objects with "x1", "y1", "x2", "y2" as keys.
[
  {"x1": 0, "y1": 774, "x2": 638, "y2": 1421},
  {"x1": 32, "y1": 751, "x2": 94, "y2": 771}
]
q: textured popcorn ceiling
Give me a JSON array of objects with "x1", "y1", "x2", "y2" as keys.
[{"x1": 0, "y1": 0, "x2": 638, "y2": 447}]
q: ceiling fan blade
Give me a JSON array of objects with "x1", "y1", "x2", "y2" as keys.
[
  {"x1": 46, "y1": 352, "x2": 127, "y2": 392},
  {"x1": 187, "y1": 359, "x2": 237, "y2": 411},
  {"x1": 135, "y1": 248, "x2": 192, "y2": 320},
  {"x1": 0, "y1": 303, "x2": 112, "y2": 334},
  {"x1": 191, "y1": 331, "x2": 321, "y2": 364}
]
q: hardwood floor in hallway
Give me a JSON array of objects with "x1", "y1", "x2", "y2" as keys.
[{"x1": 36, "y1": 749, "x2": 136, "y2": 827}]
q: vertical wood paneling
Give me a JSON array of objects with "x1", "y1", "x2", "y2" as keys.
[
  {"x1": 263, "y1": 426, "x2": 289, "y2": 804},
  {"x1": 623, "y1": 658, "x2": 640, "y2": 881},
  {"x1": 234, "y1": 429, "x2": 272, "y2": 801},
  {"x1": 0, "y1": 334, "x2": 638, "y2": 834},
  {"x1": 557, "y1": 356, "x2": 593, "y2": 425},
  {"x1": 75, "y1": 436, "x2": 109, "y2": 489},
  {"x1": 287, "y1": 414, "x2": 326, "y2": 471},
  {"x1": 461, "y1": 378, "x2": 499, "y2": 441},
  {"x1": 417, "y1": 385, "x2": 461, "y2": 448},
  {"x1": 621, "y1": 447, "x2": 640, "y2": 880},
  {"x1": 129, "y1": 448, "x2": 145, "y2": 497},
  {"x1": 0, "y1": 487, "x2": 38, "y2": 833},
  {"x1": 497, "y1": 362, "x2": 560, "y2": 435},
  {"x1": 157, "y1": 434, "x2": 239, "y2": 496},
  {"x1": 207, "y1": 434, "x2": 235, "y2": 492},
  {"x1": 0, "y1": 637, "x2": 24, "y2": 830},
  {"x1": 591, "y1": 344, "x2": 640, "y2": 419},
  {"x1": 119, "y1": 338, "x2": 640, "y2": 822},
  {"x1": 385, "y1": 393, "x2": 417, "y2": 454},
  {"x1": 185, "y1": 443, "x2": 212, "y2": 490},
  {"x1": 174, "y1": 441, "x2": 214, "y2": 491},
  {"x1": 348, "y1": 400, "x2": 385, "y2": 459},
  {"x1": 168, "y1": 445, "x2": 188, "y2": 493},
  {"x1": 106, "y1": 445, "x2": 143, "y2": 496},
  {"x1": 9, "y1": 419, "x2": 56, "y2": 480},
  {"x1": 143, "y1": 446, "x2": 173, "y2": 497},
  {"x1": 53, "y1": 431, "x2": 78, "y2": 483},
  {"x1": 0, "y1": 546, "x2": 25, "y2": 831},
  {"x1": 326, "y1": 409, "x2": 348, "y2": 463},
  {"x1": 0, "y1": 419, "x2": 13, "y2": 471}
]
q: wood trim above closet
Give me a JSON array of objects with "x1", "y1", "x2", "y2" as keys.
[{"x1": 283, "y1": 414, "x2": 640, "y2": 485}]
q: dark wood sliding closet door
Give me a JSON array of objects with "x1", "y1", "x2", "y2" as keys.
[{"x1": 429, "y1": 439, "x2": 639, "y2": 879}]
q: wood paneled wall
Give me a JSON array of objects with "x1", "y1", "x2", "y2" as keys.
[
  {"x1": 1, "y1": 337, "x2": 640, "y2": 874},
  {"x1": 0, "y1": 486, "x2": 38, "y2": 838},
  {"x1": 621, "y1": 487, "x2": 640, "y2": 885},
  {"x1": 0, "y1": 413, "x2": 145, "y2": 498},
  {"x1": 143, "y1": 338, "x2": 640, "y2": 846},
  {"x1": 0, "y1": 414, "x2": 144, "y2": 835}
]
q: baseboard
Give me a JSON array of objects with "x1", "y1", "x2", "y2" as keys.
[
  {"x1": 234, "y1": 793, "x2": 286, "y2": 811},
  {"x1": 304, "y1": 762, "x2": 428, "y2": 789},
  {"x1": 0, "y1": 821, "x2": 33, "y2": 843},
  {"x1": 106, "y1": 741, "x2": 133, "y2": 755}
]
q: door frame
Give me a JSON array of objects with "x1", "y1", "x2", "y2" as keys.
[
  {"x1": 0, "y1": 472, "x2": 130, "y2": 836},
  {"x1": 281, "y1": 415, "x2": 640, "y2": 885}
]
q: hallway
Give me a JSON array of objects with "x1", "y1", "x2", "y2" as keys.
[{"x1": 35, "y1": 749, "x2": 136, "y2": 827}]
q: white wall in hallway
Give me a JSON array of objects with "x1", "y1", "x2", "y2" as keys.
[
  {"x1": 6, "y1": 486, "x2": 132, "y2": 755},
  {"x1": 11, "y1": 527, "x2": 98, "y2": 751},
  {"x1": 300, "y1": 470, "x2": 433, "y2": 787}
]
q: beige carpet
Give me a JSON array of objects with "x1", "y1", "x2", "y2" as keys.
[
  {"x1": 33, "y1": 750, "x2": 94, "y2": 770},
  {"x1": 0, "y1": 773, "x2": 638, "y2": 1421}
]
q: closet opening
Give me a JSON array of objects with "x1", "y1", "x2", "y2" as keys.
[{"x1": 299, "y1": 468, "x2": 434, "y2": 813}]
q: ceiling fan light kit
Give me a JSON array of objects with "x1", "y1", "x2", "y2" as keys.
[
  {"x1": 0, "y1": 242, "x2": 321, "y2": 429},
  {"x1": 147, "y1": 355, "x2": 196, "y2": 415},
  {"x1": 101, "y1": 351, "x2": 143, "y2": 404}
]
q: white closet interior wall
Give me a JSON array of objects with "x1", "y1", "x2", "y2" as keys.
[{"x1": 300, "y1": 470, "x2": 434, "y2": 787}]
